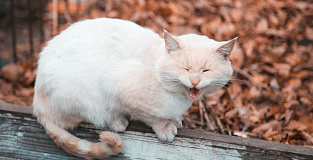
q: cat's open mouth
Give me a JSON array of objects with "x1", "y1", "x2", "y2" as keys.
[{"x1": 189, "y1": 88, "x2": 200, "y2": 99}]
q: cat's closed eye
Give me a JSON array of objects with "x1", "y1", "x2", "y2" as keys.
[
  {"x1": 184, "y1": 68, "x2": 190, "y2": 71},
  {"x1": 202, "y1": 69, "x2": 210, "y2": 72}
]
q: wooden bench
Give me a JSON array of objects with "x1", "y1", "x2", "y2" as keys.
[{"x1": 1, "y1": 101, "x2": 313, "y2": 160}]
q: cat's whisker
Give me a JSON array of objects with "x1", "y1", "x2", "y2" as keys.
[
  {"x1": 210, "y1": 84, "x2": 229, "y2": 90},
  {"x1": 209, "y1": 82, "x2": 230, "y2": 90},
  {"x1": 162, "y1": 77, "x2": 180, "y2": 82}
]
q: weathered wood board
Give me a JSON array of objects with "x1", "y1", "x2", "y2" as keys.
[{"x1": 1, "y1": 101, "x2": 313, "y2": 160}]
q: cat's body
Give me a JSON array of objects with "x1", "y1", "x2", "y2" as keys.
[{"x1": 33, "y1": 18, "x2": 236, "y2": 159}]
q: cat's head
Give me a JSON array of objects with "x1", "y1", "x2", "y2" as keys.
[{"x1": 155, "y1": 30, "x2": 237, "y2": 101}]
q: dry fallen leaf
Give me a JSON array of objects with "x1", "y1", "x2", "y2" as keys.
[
  {"x1": 252, "y1": 120, "x2": 282, "y2": 135},
  {"x1": 285, "y1": 120, "x2": 307, "y2": 131},
  {"x1": 1, "y1": 63, "x2": 24, "y2": 83},
  {"x1": 256, "y1": 18, "x2": 268, "y2": 34}
]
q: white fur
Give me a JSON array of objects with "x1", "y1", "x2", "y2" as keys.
[{"x1": 33, "y1": 18, "x2": 235, "y2": 143}]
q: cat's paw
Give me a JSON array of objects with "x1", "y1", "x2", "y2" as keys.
[
  {"x1": 152, "y1": 121, "x2": 178, "y2": 142},
  {"x1": 171, "y1": 118, "x2": 182, "y2": 128},
  {"x1": 108, "y1": 117, "x2": 129, "y2": 132}
]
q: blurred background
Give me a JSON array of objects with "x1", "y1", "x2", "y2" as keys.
[{"x1": 0, "y1": 0, "x2": 312, "y2": 146}]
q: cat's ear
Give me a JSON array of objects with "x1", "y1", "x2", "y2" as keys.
[
  {"x1": 163, "y1": 30, "x2": 181, "y2": 53},
  {"x1": 216, "y1": 37, "x2": 238, "y2": 60}
]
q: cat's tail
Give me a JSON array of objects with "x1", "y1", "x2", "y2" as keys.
[{"x1": 43, "y1": 119, "x2": 124, "y2": 159}]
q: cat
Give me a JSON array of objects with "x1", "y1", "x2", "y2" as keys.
[{"x1": 33, "y1": 18, "x2": 237, "y2": 159}]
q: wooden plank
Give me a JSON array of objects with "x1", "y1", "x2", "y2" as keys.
[
  {"x1": 0, "y1": 101, "x2": 313, "y2": 160},
  {"x1": 0, "y1": 100, "x2": 33, "y2": 114}
]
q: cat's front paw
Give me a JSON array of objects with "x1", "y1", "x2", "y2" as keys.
[
  {"x1": 171, "y1": 117, "x2": 182, "y2": 128},
  {"x1": 108, "y1": 117, "x2": 129, "y2": 132},
  {"x1": 152, "y1": 121, "x2": 178, "y2": 142}
]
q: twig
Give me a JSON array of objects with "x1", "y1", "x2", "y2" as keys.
[
  {"x1": 206, "y1": 102, "x2": 226, "y2": 134},
  {"x1": 233, "y1": 66, "x2": 270, "y2": 90},
  {"x1": 198, "y1": 101, "x2": 204, "y2": 126},
  {"x1": 62, "y1": 0, "x2": 72, "y2": 24},
  {"x1": 184, "y1": 117, "x2": 197, "y2": 129},
  {"x1": 301, "y1": 131, "x2": 313, "y2": 144},
  {"x1": 27, "y1": 0, "x2": 34, "y2": 56},
  {"x1": 226, "y1": 124, "x2": 232, "y2": 135},
  {"x1": 199, "y1": 100, "x2": 215, "y2": 131},
  {"x1": 53, "y1": 0, "x2": 59, "y2": 35},
  {"x1": 10, "y1": 0, "x2": 17, "y2": 63},
  {"x1": 76, "y1": 0, "x2": 81, "y2": 18},
  {"x1": 39, "y1": 0, "x2": 45, "y2": 44}
]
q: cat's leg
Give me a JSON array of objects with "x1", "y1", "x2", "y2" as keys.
[
  {"x1": 126, "y1": 109, "x2": 180, "y2": 141},
  {"x1": 122, "y1": 103, "x2": 181, "y2": 141},
  {"x1": 149, "y1": 118, "x2": 180, "y2": 142},
  {"x1": 170, "y1": 117, "x2": 182, "y2": 128},
  {"x1": 108, "y1": 116, "x2": 129, "y2": 132}
]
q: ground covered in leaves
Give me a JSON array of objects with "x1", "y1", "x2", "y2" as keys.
[{"x1": 0, "y1": 0, "x2": 313, "y2": 147}]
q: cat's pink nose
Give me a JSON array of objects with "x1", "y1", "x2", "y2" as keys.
[{"x1": 190, "y1": 78, "x2": 200, "y2": 87}]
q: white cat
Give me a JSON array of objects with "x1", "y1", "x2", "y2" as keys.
[{"x1": 33, "y1": 18, "x2": 236, "y2": 159}]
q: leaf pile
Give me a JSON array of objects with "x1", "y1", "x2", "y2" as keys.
[{"x1": 0, "y1": 0, "x2": 312, "y2": 147}]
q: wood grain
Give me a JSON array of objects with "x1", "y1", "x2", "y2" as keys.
[{"x1": 1, "y1": 101, "x2": 313, "y2": 160}]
